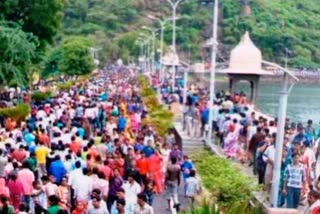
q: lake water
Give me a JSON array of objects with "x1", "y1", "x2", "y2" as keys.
[{"x1": 218, "y1": 82, "x2": 320, "y2": 125}]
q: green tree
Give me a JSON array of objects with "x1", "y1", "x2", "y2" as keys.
[
  {"x1": 0, "y1": 22, "x2": 38, "y2": 86},
  {"x1": 58, "y1": 37, "x2": 94, "y2": 76},
  {"x1": 0, "y1": 0, "x2": 64, "y2": 48},
  {"x1": 42, "y1": 47, "x2": 63, "y2": 79}
]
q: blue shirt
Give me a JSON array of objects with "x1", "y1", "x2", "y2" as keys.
[
  {"x1": 118, "y1": 117, "x2": 126, "y2": 129},
  {"x1": 181, "y1": 160, "x2": 193, "y2": 179},
  {"x1": 293, "y1": 133, "x2": 308, "y2": 143},
  {"x1": 24, "y1": 133, "x2": 35, "y2": 144},
  {"x1": 100, "y1": 92, "x2": 108, "y2": 101},
  {"x1": 49, "y1": 160, "x2": 66, "y2": 183},
  {"x1": 142, "y1": 146, "x2": 154, "y2": 158},
  {"x1": 134, "y1": 143, "x2": 144, "y2": 152},
  {"x1": 201, "y1": 108, "x2": 209, "y2": 123},
  {"x1": 77, "y1": 127, "x2": 85, "y2": 139}
]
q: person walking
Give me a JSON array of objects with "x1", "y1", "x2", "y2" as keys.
[
  {"x1": 185, "y1": 169, "x2": 200, "y2": 207},
  {"x1": 133, "y1": 193, "x2": 154, "y2": 214},
  {"x1": 164, "y1": 157, "x2": 181, "y2": 212},
  {"x1": 283, "y1": 153, "x2": 306, "y2": 209},
  {"x1": 17, "y1": 161, "x2": 35, "y2": 205}
]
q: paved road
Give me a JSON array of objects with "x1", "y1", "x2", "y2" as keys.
[{"x1": 154, "y1": 122, "x2": 203, "y2": 214}]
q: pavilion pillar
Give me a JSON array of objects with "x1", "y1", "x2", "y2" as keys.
[
  {"x1": 250, "y1": 80, "x2": 254, "y2": 103},
  {"x1": 229, "y1": 78, "x2": 233, "y2": 93},
  {"x1": 253, "y1": 77, "x2": 260, "y2": 105}
]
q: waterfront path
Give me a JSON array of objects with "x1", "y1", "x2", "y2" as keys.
[
  {"x1": 154, "y1": 121, "x2": 203, "y2": 214},
  {"x1": 163, "y1": 118, "x2": 306, "y2": 213}
]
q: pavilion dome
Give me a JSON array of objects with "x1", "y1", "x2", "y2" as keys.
[{"x1": 222, "y1": 31, "x2": 272, "y2": 75}]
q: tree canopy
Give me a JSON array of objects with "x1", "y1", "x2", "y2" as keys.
[
  {"x1": 0, "y1": 22, "x2": 38, "y2": 86},
  {"x1": 2, "y1": 0, "x2": 320, "y2": 87},
  {"x1": 0, "y1": 0, "x2": 64, "y2": 48},
  {"x1": 42, "y1": 36, "x2": 94, "y2": 78},
  {"x1": 60, "y1": 0, "x2": 320, "y2": 68}
]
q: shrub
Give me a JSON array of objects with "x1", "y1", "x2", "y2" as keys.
[
  {"x1": 31, "y1": 91, "x2": 53, "y2": 103},
  {"x1": 140, "y1": 87, "x2": 156, "y2": 98},
  {"x1": 138, "y1": 75, "x2": 173, "y2": 137},
  {"x1": 56, "y1": 81, "x2": 76, "y2": 91},
  {"x1": 190, "y1": 150, "x2": 263, "y2": 214},
  {"x1": 184, "y1": 200, "x2": 221, "y2": 214},
  {"x1": 142, "y1": 96, "x2": 160, "y2": 110},
  {"x1": 0, "y1": 103, "x2": 30, "y2": 124}
]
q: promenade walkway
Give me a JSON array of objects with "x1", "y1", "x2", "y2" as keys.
[
  {"x1": 154, "y1": 121, "x2": 203, "y2": 214},
  {"x1": 162, "y1": 118, "x2": 306, "y2": 213}
]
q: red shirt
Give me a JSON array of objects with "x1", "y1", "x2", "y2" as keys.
[
  {"x1": 137, "y1": 157, "x2": 149, "y2": 175},
  {"x1": 114, "y1": 158, "x2": 125, "y2": 176},
  {"x1": 12, "y1": 150, "x2": 27, "y2": 162},
  {"x1": 39, "y1": 134, "x2": 50, "y2": 146},
  {"x1": 99, "y1": 165, "x2": 112, "y2": 180},
  {"x1": 87, "y1": 148, "x2": 98, "y2": 160},
  {"x1": 69, "y1": 141, "x2": 81, "y2": 154}
]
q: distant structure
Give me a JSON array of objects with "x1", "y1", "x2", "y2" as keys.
[{"x1": 221, "y1": 31, "x2": 274, "y2": 104}]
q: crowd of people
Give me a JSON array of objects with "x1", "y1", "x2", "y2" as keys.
[
  {"x1": 0, "y1": 69, "x2": 200, "y2": 214},
  {"x1": 181, "y1": 86, "x2": 320, "y2": 213}
]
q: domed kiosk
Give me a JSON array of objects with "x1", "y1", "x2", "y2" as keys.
[{"x1": 222, "y1": 31, "x2": 274, "y2": 104}]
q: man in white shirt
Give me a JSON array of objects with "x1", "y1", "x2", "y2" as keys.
[
  {"x1": 143, "y1": 131, "x2": 154, "y2": 146},
  {"x1": 36, "y1": 109, "x2": 47, "y2": 120},
  {"x1": 262, "y1": 135, "x2": 275, "y2": 194},
  {"x1": 68, "y1": 161, "x2": 83, "y2": 200},
  {"x1": 133, "y1": 193, "x2": 154, "y2": 214},
  {"x1": 87, "y1": 189, "x2": 108, "y2": 212},
  {"x1": 122, "y1": 174, "x2": 141, "y2": 208},
  {"x1": 74, "y1": 168, "x2": 93, "y2": 201},
  {"x1": 87, "y1": 196, "x2": 109, "y2": 214}
]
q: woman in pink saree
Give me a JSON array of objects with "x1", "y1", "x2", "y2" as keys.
[
  {"x1": 224, "y1": 124, "x2": 239, "y2": 158},
  {"x1": 148, "y1": 150, "x2": 163, "y2": 194}
]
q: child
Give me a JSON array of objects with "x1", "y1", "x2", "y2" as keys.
[
  {"x1": 185, "y1": 169, "x2": 201, "y2": 207},
  {"x1": 181, "y1": 155, "x2": 193, "y2": 195},
  {"x1": 143, "y1": 179, "x2": 155, "y2": 206},
  {"x1": 181, "y1": 155, "x2": 193, "y2": 181}
]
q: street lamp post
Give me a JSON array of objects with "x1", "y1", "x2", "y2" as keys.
[
  {"x1": 166, "y1": 0, "x2": 184, "y2": 90},
  {"x1": 139, "y1": 33, "x2": 153, "y2": 73},
  {"x1": 207, "y1": 0, "x2": 219, "y2": 145},
  {"x1": 270, "y1": 74, "x2": 289, "y2": 207},
  {"x1": 147, "y1": 15, "x2": 177, "y2": 83},
  {"x1": 142, "y1": 26, "x2": 158, "y2": 74},
  {"x1": 136, "y1": 39, "x2": 146, "y2": 71}
]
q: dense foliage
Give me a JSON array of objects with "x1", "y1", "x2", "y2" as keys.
[
  {"x1": 0, "y1": 23, "x2": 38, "y2": 86},
  {"x1": 1, "y1": 0, "x2": 320, "y2": 86},
  {"x1": 31, "y1": 91, "x2": 53, "y2": 103},
  {"x1": 0, "y1": 103, "x2": 30, "y2": 124},
  {"x1": 190, "y1": 150, "x2": 264, "y2": 214},
  {"x1": 0, "y1": 0, "x2": 64, "y2": 50},
  {"x1": 137, "y1": 75, "x2": 174, "y2": 137},
  {"x1": 60, "y1": 0, "x2": 320, "y2": 68},
  {"x1": 220, "y1": 0, "x2": 320, "y2": 68},
  {"x1": 0, "y1": 0, "x2": 64, "y2": 86}
]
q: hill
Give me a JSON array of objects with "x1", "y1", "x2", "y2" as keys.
[{"x1": 60, "y1": 0, "x2": 320, "y2": 69}]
